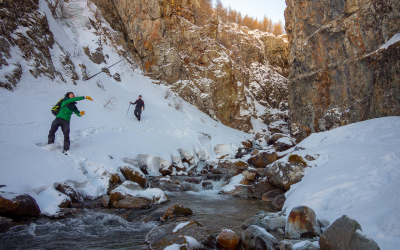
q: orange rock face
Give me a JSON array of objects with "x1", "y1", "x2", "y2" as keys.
[{"x1": 285, "y1": 0, "x2": 400, "y2": 140}]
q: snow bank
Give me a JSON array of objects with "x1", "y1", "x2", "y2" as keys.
[{"x1": 283, "y1": 117, "x2": 400, "y2": 249}]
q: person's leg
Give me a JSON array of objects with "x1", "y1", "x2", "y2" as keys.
[
  {"x1": 60, "y1": 120, "x2": 71, "y2": 151},
  {"x1": 134, "y1": 108, "x2": 139, "y2": 119},
  {"x1": 48, "y1": 118, "x2": 61, "y2": 144},
  {"x1": 137, "y1": 109, "x2": 142, "y2": 121}
]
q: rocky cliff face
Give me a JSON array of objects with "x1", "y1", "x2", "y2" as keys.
[
  {"x1": 285, "y1": 0, "x2": 400, "y2": 140},
  {"x1": 95, "y1": 0, "x2": 289, "y2": 131}
]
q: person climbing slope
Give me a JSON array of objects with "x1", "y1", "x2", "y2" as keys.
[
  {"x1": 48, "y1": 92, "x2": 93, "y2": 154},
  {"x1": 130, "y1": 95, "x2": 145, "y2": 121}
]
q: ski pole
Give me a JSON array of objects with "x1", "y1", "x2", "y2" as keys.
[{"x1": 126, "y1": 104, "x2": 131, "y2": 117}]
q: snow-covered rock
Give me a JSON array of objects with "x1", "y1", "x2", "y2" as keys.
[
  {"x1": 0, "y1": 191, "x2": 41, "y2": 219},
  {"x1": 109, "y1": 181, "x2": 168, "y2": 209}
]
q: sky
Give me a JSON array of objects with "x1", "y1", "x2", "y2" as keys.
[{"x1": 216, "y1": 0, "x2": 287, "y2": 24}]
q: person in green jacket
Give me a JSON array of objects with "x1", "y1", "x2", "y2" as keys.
[{"x1": 48, "y1": 92, "x2": 93, "y2": 153}]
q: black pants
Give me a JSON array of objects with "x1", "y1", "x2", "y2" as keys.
[
  {"x1": 48, "y1": 117, "x2": 70, "y2": 151},
  {"x1": 134, "y1": 108, "x2": 142, "y2": 121}
]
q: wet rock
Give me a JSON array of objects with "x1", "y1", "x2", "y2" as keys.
[
  {"x1": 202, "y1": 181, "x2": 214, "y2": 190},
  {"x1": 0, "y1": 216, "x2": 18, "y2": 233},
  {"x1": 248, "y1": 151, "x2": 278, "y2": 168},
  {"x1": 55, "y1": 182, "x2": 81, "y2": 203},
  {"x1": 242, "y1": 217, "x2": 270, "y2": 230},
  {"x1": 262, "y1": 189, "x2": 285, "y2": 202},
  {"x1": 242, "y1": 225, "x2": 279, "y2": 250},
  {"x1": 161, "y1": 204, "x2": 193, "y2": 221},
  {"x1": 0, "y1": 192, "x2": 40, "y2": 219},
  {"x1": 110, "y1": 193, "x2": 151, "y2": 209},
  {"x1": 146, "y1": 220, "x2": 209, "y2": 250},
  {"x1": 119, "y1": 166, "x2": 146, "y2": 188},
  {"x1": 110, "y1": 182, "x2": 168, "y2": 209},
  {"x1": 148, "y1": 176, "x2": 184, "y2": 192},
  {"x1": 253, "y1": 179, "x2": 275, "y2": 199},
  {"x1": 285, "y1": 206, "x2": 321, "y2": 240},
  {"x1": 226, "y1": 185, "x2": 254, "y2": 199},
  {"x1": 319, "y1": 215, "x2": 380, "y2": 250},
  {"x1": 217, "y1": 229, "x2": 240, "y2": 250},
  {"x1": 272, "y1": 194, "x2": 286, "y2": 211},
  {"x1": 265, "y1": 155, "x2": 308, "y2": 191},
  {"x1": 101, "y1": 195, "x2": 110, "y2": 207},
  {"x1": 186, "y1": 178, "x2": 201, "y2": 184}
]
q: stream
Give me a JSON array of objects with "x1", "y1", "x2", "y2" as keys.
[{"x1": 0, "y1": 192, "x2": 278, "y2": 249}]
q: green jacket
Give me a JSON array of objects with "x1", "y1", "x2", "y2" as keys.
[{"x1": 56, "y1": 96, "x2": 85, "y2": 122}]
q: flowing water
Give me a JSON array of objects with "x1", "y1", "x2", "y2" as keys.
[{"x1": 0, "y1": 192, "x2": 277, "y2": 249}]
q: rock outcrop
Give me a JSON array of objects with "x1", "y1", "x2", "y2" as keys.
[{"x1": 285, "y1": 0, "x2": 400, "y2": 140}]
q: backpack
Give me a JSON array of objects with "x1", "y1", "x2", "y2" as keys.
[{"x1": 51, "y1": 98, "x2": 64, "y2": 116}]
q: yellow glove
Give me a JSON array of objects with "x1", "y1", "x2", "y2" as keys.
[
  {"x1": 80, "y1": 111, "x2": 85, "y2": 116},
  {"x1": 86, "y1": 96, "x2": 93, "y2": 101}
]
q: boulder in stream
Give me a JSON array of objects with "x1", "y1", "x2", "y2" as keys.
[
  {"x1": 216, "y1": 229, "x2": 240, "y2": 250},
  {"x1": 0, "y1": 192, "x2": 40, "y2": 219},
  {"x1": 146, "y1": 220, "x2": 209, "y2": 250},
  {"x1": 109, "y1": 181, "x2": 168, "y2": 209},
  {"x1": 161, "y1": 204, "x2": 193, "y2": 221},
  {"x1": 242, "y1": 225, "x2": 279, "y2": 250}
]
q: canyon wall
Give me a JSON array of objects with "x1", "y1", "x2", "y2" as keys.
[
  {"x1": 285, "y1": 0, "x2": 400, "y2": 140},
  {"x1": 94, "y1": 0, "x2": 289, "y2": 131}
]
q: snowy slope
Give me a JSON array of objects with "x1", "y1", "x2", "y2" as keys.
[
  {"x1": 282, "y1": 117, "x2": 400, "y2": 249},
  {"x1": 0, "y1": 0, "x2": 251, "y2": 215}
]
